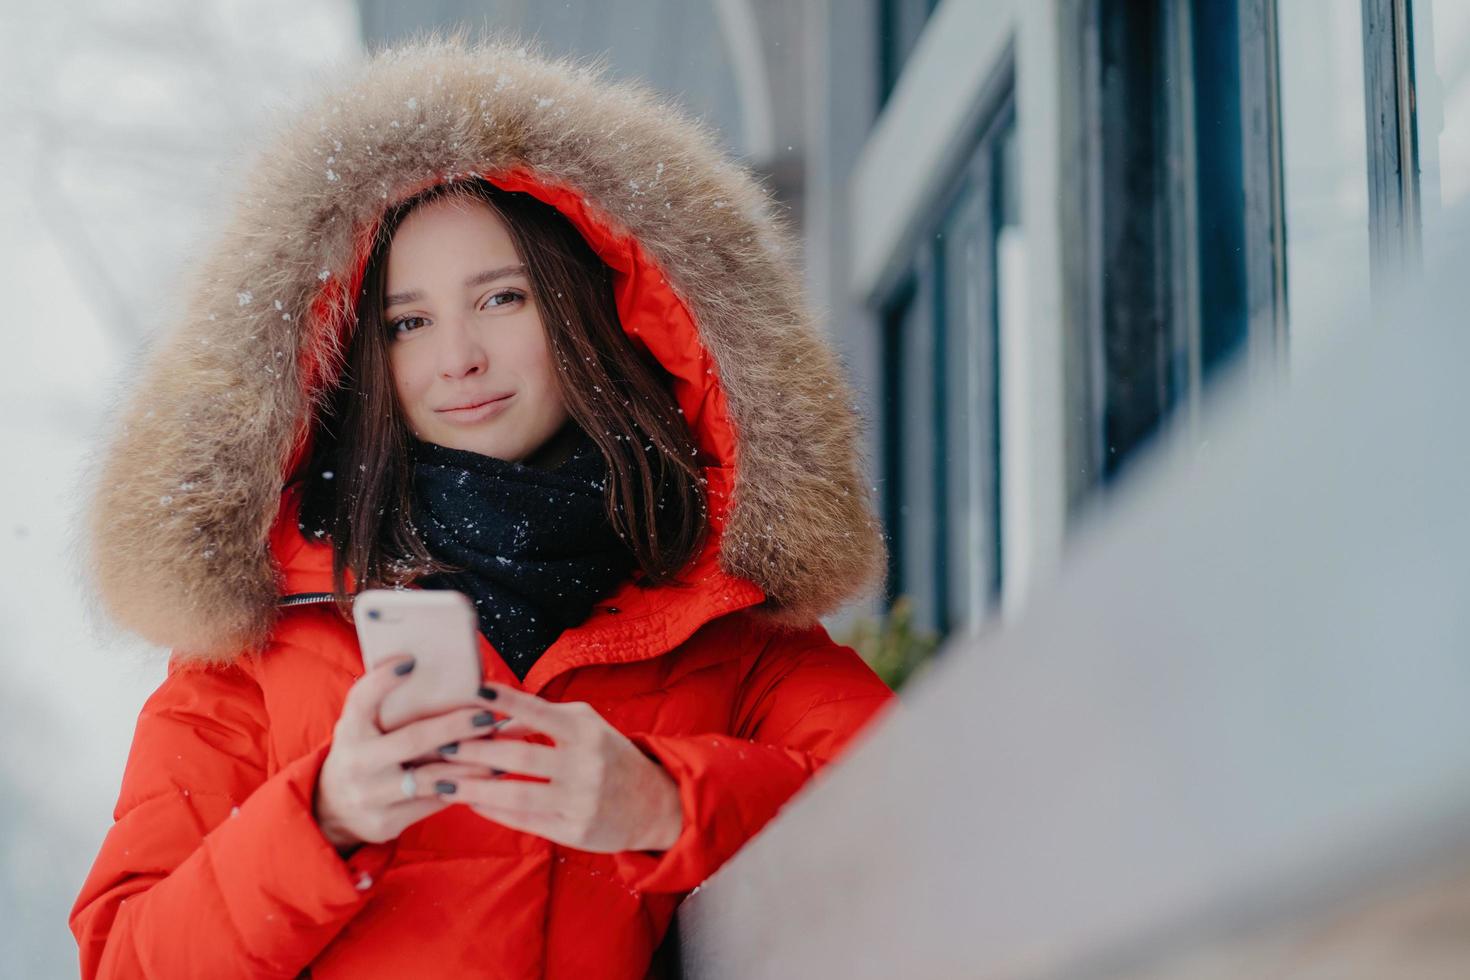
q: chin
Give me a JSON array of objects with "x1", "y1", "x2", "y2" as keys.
[
  {"x1": 464, "y1": 437, "x2": 526, "y2": 462},
  {"x1": 413, "y1": 429, "x2": 511, "y2": 461}
]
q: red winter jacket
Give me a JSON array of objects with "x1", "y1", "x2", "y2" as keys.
[
  {"x1": 70, "y1": 490, "x2": 894, "y2": 978},
  {"x1": 71, "y1": 37, "x2": 894, "y2": 979}
]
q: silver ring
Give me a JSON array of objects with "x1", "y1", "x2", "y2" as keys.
[{"x1": 400, "y1": 768, "x2": 417, "y2": 800}]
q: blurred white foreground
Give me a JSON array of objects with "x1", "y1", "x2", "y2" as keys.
[{"x1": 678, "y1": 243, "x2": 1470, "y2": 976}]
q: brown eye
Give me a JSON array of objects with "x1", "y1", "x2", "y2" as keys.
[
  {"x1": 389, "y1": 315, "x2": 427, "y2": 336},
  {"x1": 480, "y1": 290, "x2": 524, "y2": 310}
]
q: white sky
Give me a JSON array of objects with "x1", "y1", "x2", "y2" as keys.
[{"x1": 0, "y1": 2, "x2": 361, "y2": 972}]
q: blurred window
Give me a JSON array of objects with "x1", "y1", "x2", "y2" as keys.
[
  {"x1": 1065, "y1": 0, "x2": 1286, "y2": 505},
  {"x1": 880, "y1": 92, "x2": 1013, "y2": 641},
  {"x1": 1277, "y1": 1, "x2": 1372, "y2": 365},
  {"x1": 878, "y1": 0, "x2": 941, "y2": 109},
  {"x1": 1279, "y1": 0, "x2": 1465, "y2": 350},
  {"x1": 1412, "y1": 0, "x2": 1470, "y2": 269}
]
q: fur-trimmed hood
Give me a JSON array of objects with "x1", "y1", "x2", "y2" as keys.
[{"x1": 85, "y1": 36, "x2": 885, "y2": 662}]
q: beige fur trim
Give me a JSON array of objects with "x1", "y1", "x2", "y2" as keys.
[{"x1": 84, "y1": 34, "x2": 886, "y2": 661}]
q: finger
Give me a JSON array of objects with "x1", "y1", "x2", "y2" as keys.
[
  {"x1": 474, "y1": 683, "x2": 591, "y2": 744},
  {"x1": 440, "y1": 717, "x2": 536, "y2": 742},
  {"x1": 401, "y1": 720, "x2": 542, "y2": 767},
  {"x1": 481, "y1": 717, "x2": 537, "y2": 739},
  {"x1": 382, "y1": 761, "x2": 494, "y2": 804},
  {"x1": 405, "y1": 713, "x2": 536, "y2": 763},
  {"x1": 377, "y1": 761, "x2": 483, "y2": 808},
  {"x1": 383, "y1": 796, "x2": 453, "y2": 834},
  {"x1": 445, "y1": 738, "x2": 564, "y2": 781},
  {"x1": 369, "y1": 705, "x2": 516, "y2": 770},
  {"x1": 339, "y1": 654, "x2": 417, "y2": 738},
  {"x1": 453, "y1": 773, "x2": 560, "y2": 813}
]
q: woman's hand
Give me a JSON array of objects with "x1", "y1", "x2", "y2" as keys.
[
  {"x1": 314, "y1": 655, "x2": 514, "y2": 854},
  {"x1": 444, "y1": 683, "x2": 685, "y2": 854}
]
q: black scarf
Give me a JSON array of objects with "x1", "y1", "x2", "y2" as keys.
[{"x1": 409, "y1": 427, "x2": 639, "y2": 679}]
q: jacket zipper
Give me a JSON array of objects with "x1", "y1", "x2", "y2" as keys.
[
  {"x1": 280, "y1": 590, "x2": 622, "y2": 615},
  {"x1": 278, "y1": 592, "x2": 337, "y2": 607}
]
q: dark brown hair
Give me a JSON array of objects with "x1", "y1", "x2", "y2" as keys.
[{"x1": 293, "y1": 178, "x2": 709, "y2": 609}]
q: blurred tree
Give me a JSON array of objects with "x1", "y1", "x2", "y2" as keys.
[{"x1": 839, "y1": 594, "x2": 940, "y2": 692}]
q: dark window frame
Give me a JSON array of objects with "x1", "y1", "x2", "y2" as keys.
[
  {"x1": 876, "y1": 67, "x2": 1015, "y2": 640},
  {"x1": 940, "y1": 109, "x2": 1012, "y2": 633},
  {"x1": 1061, "y1": 0, "x2": 1289, "y2": 508},
  {"x1": 877, "y1": 0, "x2": 943, "y2": 110},
  {"x1": 1361, "y1": 0, "x2": 1424, "y2": 291}
]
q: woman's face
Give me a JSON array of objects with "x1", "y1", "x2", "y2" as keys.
[{"x1": 383, "y1": 195, "x2": 569, "y2": 462}]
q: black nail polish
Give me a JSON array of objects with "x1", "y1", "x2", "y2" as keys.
[
  {"x1": 393, "y1": 658, "x2": 416, "y2": 676},
  {"x1": 477, "y1": 685, "x2": 498, "y2": 700},
  {"x1": 434, "y1": 780, "x2": 457, "y2": 795},
  {"x1": 472, "y1": 710, "x2": 498, "y2": 727},
  {"x1": 437, "y1": 742, "x2": 459, "y2": 755}
]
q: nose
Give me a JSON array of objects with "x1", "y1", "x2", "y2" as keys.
[{"x1": 435, "y1": 316, "x2": 488, "y2": 379}]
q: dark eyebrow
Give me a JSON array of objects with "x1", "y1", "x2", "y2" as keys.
[{"x1": 383, "y1": 264, "x2": 528, "y2": 308}]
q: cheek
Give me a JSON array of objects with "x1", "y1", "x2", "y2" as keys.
[
  {"x1": 507, "y1": 321, "x2": 558, "y2": 388},
  {"x1": 388, "y1": 346, "x2": 428, "y2": 413},
  {"x1": 528, "y1": 337, "x2": 559, "y2": 387}
]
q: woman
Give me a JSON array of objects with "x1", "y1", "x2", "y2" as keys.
[{"x1": 71, "y1": 36, "x2": 895, "y2": 979}]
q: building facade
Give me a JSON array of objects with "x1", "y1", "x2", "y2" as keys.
[{"x1": 810, "y1": 0, "x2": 1466, "y2": 653}]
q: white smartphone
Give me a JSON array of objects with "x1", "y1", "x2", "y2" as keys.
[{"x1": 352, "y1": 589, "x2": 483, "y2": 731}]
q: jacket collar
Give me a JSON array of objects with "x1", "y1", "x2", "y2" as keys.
[{"x1": 272, "y1": 469, "x2": 765, "y2": 694}]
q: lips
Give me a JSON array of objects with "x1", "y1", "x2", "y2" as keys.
[
  {"x1": 433, "y1": 393, "x2": 517, "y2": 425},
  {"x1": 438, "y1": 393, "x2": 514, "y2": 413}
]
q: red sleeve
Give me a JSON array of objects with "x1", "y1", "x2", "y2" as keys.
[
  {"x1": 69, "y1": 656, "x2": 395, "y2": 979},
  {"x1": 613, "y1": 622, "x2": 897, "y2": 894}
]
